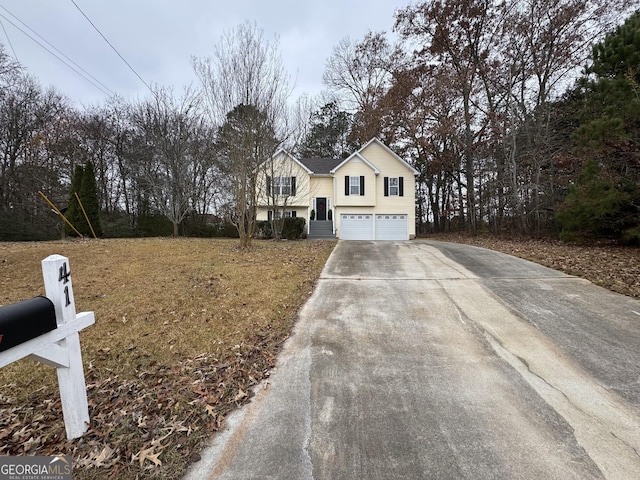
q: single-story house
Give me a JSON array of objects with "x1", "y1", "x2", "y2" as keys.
[{"x1": 256, "y1": 138, "x2": 418, "y2": 240}]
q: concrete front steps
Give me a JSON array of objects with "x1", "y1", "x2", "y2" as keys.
[{"x1": 308, "y1": 220, "x2": 335, "y2": 240}]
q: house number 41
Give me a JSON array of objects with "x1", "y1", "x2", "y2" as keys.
[{"x1": 58, "y1": 262, "x2": 71, "y2": 307}]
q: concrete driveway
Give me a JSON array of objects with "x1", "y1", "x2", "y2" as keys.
[{"x1": 185, "y1": 240, "x2": 640, "y2": 480}]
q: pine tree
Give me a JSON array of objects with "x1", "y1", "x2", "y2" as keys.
[
  {"x1": 557, "y1": 159, "x2": 637, "y2": 242},
  {"x1": 588, "y1": 11, "x2": 640, "y2": 82},
  {"x1": 65, "y1": 164, "x2": 85, "y2": 237},
  {"x1": 568, "y1": 11, "x2": 640, "y2": 151},
  {"x1": 64, "y1": 161, "x2": 103, "y2": 238},
  {"x1": 299, "y1": 102, "x2": 356, "y2": 159},
  {"x1": 556, "y1": 11, "x2": 640, "y2": 244},
  {"x1": 79, "y1": 160, "x2": 103, "y2": 237}
]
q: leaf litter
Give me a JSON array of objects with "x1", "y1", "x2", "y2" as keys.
[
  {"x1": 431, "y1": 233, "x2": 640, "y2": 297},
  {"x1": 5, "y1": 234, "x2": 635, "y2": 478},
  {"x1": 0, "y1": 238, "x2": 335, "y2": 479}
]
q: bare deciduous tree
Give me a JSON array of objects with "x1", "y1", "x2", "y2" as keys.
[
  {"x1": 500, "y1": 0, "x2": 632, "y2": 234},
  {"x1": 193, "y1": 22, "x2": 291, "y2": 131},
  {"x1": 193, "y1": 21, "x2": 293, "y2": 248},
  {"x1": 0, "y1": 68, "x2": 69, "y2": 238},
  {"x1": 391, "y1": 0, "x2": 633, "y2": 235},
  {"x1": 0, "y1": 44, "x2": 20, "y2": 86},
  {"x1": 396, "y1": 0, "x2": 502, "y2": 234},
  {"x1": 217, "y1": 103, "x2": 278, "y2": 247},
  {"x1": 323, "y1": 31, "x2": 403, "y2": 142},
  {"x1": 129, "y1": 87, "x2": 212, "y2": 236}
]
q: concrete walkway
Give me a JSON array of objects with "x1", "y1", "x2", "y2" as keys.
[{"x1": 184, "y1": 240, "x2": 640, "y2": 480}]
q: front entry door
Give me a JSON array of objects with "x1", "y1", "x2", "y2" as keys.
[{"x1": 316, "y1": 198, "x2": 327, "y2": 221}]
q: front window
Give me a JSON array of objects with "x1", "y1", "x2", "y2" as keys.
[
  {"x1": 389, "y1": 177, "x2": 399, "y2": 196},
  {"x1": 350, "y1": 176, "x2": 360, "y2": 195},
  {"x1": 272, "y1": 210, "x2": 294, "y2": 219},
  {"x1": 273, "y1": 177, "x2": 291, "y2": 196}
]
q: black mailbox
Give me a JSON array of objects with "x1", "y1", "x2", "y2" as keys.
[{"x1": 0, "y1": 296, "x2": 57, "y2": 352}]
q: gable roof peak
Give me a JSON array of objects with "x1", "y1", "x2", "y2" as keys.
[
  {"x1": 329, "y1": 151, "x2": 381, "y2": 175},
  {"x1": 358, "y1": 137, "x2": 419, "y2": 175},
  {"x1": 269, "y1": 149, "x2": 314, "y2": 174}
]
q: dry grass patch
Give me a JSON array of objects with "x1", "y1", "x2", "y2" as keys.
[{"x1": 0, "y1": 238, "x2": 335, "y2": 479}]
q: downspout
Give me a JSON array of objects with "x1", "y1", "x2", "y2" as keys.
[
  {"x1": 310, "y1": 195, "x2": 316, "y2": 235},
  {"x1": 333, "y1": 175, "x2": 337, "y2": 236}
]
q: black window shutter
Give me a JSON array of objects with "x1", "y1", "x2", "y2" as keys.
[
  {"x1": 267, "y1": 175, "x2": 271, "y2": 196},
  {"x1": 384, "y1": 177, "x2": 389, "y2": 196},
  {"x1": 268, "y1": 210, "x2": 272, "y2": 221},
  {"x1": 399, "y1": 177, "x2": 404, "y2": 197},
  {"x1": 360, "y1": 176, "x2": 365, "y2": 196},
  {"x1": 345, "y1": 176, "x2": 350, "y2": 196},
  {"x1": 291, "y1": 176, "x2": 296, "y2": 196},
  {"x1": 292, "y1": 211, "x2": 297, "y2": 218}
]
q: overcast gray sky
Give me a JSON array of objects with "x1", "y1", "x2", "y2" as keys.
[{"x1": 0, "y1": 1, "x2": 402, "y2": 108}]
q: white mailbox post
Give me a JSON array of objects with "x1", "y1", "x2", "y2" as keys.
[{"x1": 0, "y1": 255, "x2": 95, "y2": 439}]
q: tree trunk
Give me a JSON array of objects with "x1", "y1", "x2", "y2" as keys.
[{"x1": 463, "y1": 90, "x2": 477, "y2": 234}]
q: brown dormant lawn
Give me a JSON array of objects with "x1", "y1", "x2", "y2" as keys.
[{"x1": 0, "y1": 237, "x2": 336, "y2": 480}]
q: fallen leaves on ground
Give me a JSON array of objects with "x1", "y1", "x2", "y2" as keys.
[
  {"x1": 4, "y1": 234, "x2": 636, "y2": 478},
  {"x1": 0, "y1": 326, "x2": 285, "y2": 478},
  {"x1": 430, "y1": 233, "x2": 640, "y2": 297},
  {"x1": 0, "y1": 238, "x2": 335, "y2": 480}
]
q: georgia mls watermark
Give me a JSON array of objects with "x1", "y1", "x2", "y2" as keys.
[{"x1": 0, "y1": 456, "x2": 72, "y2": 480}]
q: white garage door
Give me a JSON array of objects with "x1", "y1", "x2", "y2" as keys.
[
  {"x1": 340, "y1": 214, "x2": 373, "y2": 240},
  {"x1": 375, "y1": 214, "x2": 408, "y2": 240}
]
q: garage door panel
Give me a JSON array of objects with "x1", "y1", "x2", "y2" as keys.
[
  {"x1": 375, "y1": 214, "x2": 408, "y2": 240},
  {"x1": 340, "y1": 214, "x2": 373, "y2": 240}
]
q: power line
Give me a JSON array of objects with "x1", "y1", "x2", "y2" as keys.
[
  {"x1": 0, "y1": 16, "x2": 18, "y2": 61},
  {"x1": 0, "y1": 10, "x2": 114, "y2": 96},
  {"x1": 0, "y1": 5, "x2": 114, "y2": 96},
  {"x1": 0, "y1": 11, "x2": 112, "y2": 96},
  {"x1": 69, "y1": 0, "x2": 155, "y2": 96}
]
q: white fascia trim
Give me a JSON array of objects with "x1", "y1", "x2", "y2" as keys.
[
  {"x1": 358, "y1": 137, "x2": 420, "y2": 176},
  {"x1": 330, "y1": 152, "x2": 381, "y2": 175},
  {"x1": 272, "y1": 149, "x2": 314, "y2": 175}
]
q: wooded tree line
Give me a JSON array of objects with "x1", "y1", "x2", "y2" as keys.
[
  {"x1": 1, "y1": 1, "x2": 638, "y2": 243},
  {"x1": 0, "y1": 22, "x2": 286, "y2": 243},
  {"x1": 0, "y1": 55, "x2": 218, "y2": 240},
  {"x1": 319, "y1": 0, "x2": 639, "y2": 242}
]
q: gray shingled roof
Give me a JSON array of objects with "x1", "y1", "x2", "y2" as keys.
[{"x1": 298, "y1": 157, "x2": 345, "y2": 174}]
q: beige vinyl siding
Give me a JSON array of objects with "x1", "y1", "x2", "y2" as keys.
[
  {"x1": 256, "y1": 206, "x2": 270, "y2": 221},
  {"x1": 358, "y1": 141, "x2": 395, "y2": 167},
  {"x1": 258, "y1": 153, "x2": 311, "y2": 208},
  {"x1": 256, "y1": 207, "x2": 304, "y2": 221},
  {"x1": 362, "y1": 142, "x2": 416, "y2": 238},
  {"x1": 311, "y1": 177, "x2": 333, "y2": 200},
  {"x1": 334, "y1": 159, "x2": 376, "y2": 206},
  {"x1": 258, "y1": 139, "x2": 417, "y2": 238},
  {"x1": 376, "y1": 174, "x2": 415, "y2": 208},
  {"x1": 257, "y1": 152, "x2": 311, "y2": 222}
]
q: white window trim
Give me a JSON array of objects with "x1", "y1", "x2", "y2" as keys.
[
  {"x1": 271, "y1": 209, "x2": 295, "y2": 219},
  {"x1": 350, "y1": 176, "x2": 360, "y2": 195},
  {"x1": 389, "y1": 177, "x2": 399, "y2": 196},
  {"x1": 273, "y1": 176, "x2": 291, "y2": 196}
]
